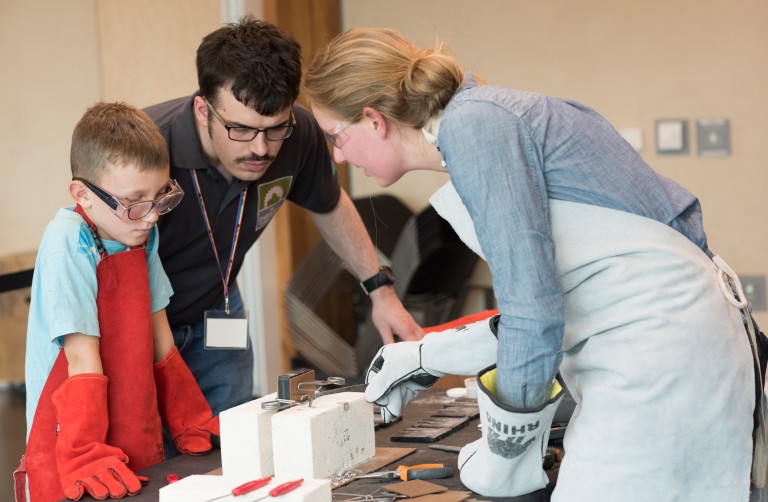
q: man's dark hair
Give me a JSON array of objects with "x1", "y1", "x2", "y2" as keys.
[{"x1": 196, "y1": 16, "x2": 302, "y2": 116}]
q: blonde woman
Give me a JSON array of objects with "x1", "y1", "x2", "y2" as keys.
[{"x1": 305, "y1": 27, "x2": 766, "y2": 502}]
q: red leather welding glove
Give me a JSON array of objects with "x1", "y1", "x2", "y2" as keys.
[
  {"x1": 52, "y1": 373, "x2": 145, "y2": 500},
  {"x1": 154, "y1": 346, "x2": 220, "y2": 455}
]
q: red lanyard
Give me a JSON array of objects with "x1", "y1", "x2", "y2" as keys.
[{"x1": 190, "y1": 170, "x2": 248, "y2": 314}]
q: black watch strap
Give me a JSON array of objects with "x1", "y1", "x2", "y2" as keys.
[{"x1": 360, "y1": 266, "x2": 395, "y2": 295}]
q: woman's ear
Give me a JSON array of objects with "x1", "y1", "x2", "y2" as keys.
[
  {"x1": 362, "y1": 107, "x2": 388, "y2": 138},
  {"x1": 69, "y1": 180, "x2": 91, "y2": 207}
]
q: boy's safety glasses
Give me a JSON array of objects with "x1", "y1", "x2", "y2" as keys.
[{"x1": 73, "y1": 177, "x2": 184, "y2": 220}]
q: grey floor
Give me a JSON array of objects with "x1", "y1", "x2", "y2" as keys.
[{"x1": 1, "y1": 384, "x2": 26, "y2": 501}]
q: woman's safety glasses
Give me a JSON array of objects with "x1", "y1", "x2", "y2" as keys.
[{"x1": 73, "y1": 177, "x2": 184, "y2": 220}]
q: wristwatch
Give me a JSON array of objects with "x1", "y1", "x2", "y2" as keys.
[{"x1": 360, "y1": 266, "x2": 395, "y2": 295}]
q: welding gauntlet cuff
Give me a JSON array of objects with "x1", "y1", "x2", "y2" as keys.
[
  {"x1": 458, "y1": 365, "x2": 564, "y2": 497},
  {"x1": 365, "y1": 312, "x2": 499, "y2": 422}
]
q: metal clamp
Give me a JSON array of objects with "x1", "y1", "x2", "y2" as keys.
[
  {"x1": 261, "y1": 375, "x2": 347, "y2": 410},
  {"x1": 298, "y1": 376, "x2": 346, "y2": 406}
]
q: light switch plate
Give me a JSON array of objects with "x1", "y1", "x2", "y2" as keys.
[
  {"x1": 620, "y1": 128, "x2": 643, "y2": 152},
  {"x1": 697, "y1": 118, "x2": 731, "y2": 156},
  {"x1": 655, "y1": 119, "x2": 688, "y2": 155}
]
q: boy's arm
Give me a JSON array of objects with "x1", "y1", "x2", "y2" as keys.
[
  {"x1": 62, "y1": 333, "x2": 103, "y2": 376},
  {"x1": 151, "y1": 308, "x2": 219, "y2": 455},
  {"x1": 56, "y1": 334, "x2": 145, "y2": 499},
  {"x1": 151, "y1": 309, "x2": 175, "y2": 362}
]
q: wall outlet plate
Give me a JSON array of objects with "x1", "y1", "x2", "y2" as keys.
[
  {"x1": 741, "y1": 275, "x2": 766, "y2": 311},
  {"x1": 697, "y1": 118, "x2": 731, "y2": 156}
]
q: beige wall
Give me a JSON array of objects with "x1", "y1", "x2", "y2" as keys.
[
  {"x1": 0, "y1": 0, "x2": 223, "y2": 257},
  {"x1": 96, "y1": 0, "x2": 223, "y2": 107},
  {"x1": 342, "y1": 0, "x2": 768, "y2": 323},
  {"x1": 1, "y1": 0, "x2": 100, "y2": 256},
  {"x1": 2, "y1": 0, "x2": 766, "y2": 315}
]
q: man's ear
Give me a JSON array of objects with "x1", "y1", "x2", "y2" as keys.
[
  {"x1": 362, "y1": 107, "x2": 388, "y2": 138},
  {"x1": 69, "y1": 180, "x2": 91, "y2": 207},
  {"x1": 193, "y1": 95, "x2": 210, "y2": 127}
]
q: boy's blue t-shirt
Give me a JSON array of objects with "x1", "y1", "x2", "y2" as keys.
[{"x1": 24, "y1": 207, "x2": 173, "y2": 438}]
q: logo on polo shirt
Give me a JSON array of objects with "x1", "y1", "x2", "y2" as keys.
[{"x1": 256, "y1": 176, "x2": 292, "y2": 229}]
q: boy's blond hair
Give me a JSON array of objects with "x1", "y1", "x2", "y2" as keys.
[{"x1": 70, "y1": 102, "x2": 169, "y2": 181}]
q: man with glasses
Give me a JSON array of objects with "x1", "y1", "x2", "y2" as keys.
[{"x1": 143, "y1": 16, "x2": 422, "y2": 454}]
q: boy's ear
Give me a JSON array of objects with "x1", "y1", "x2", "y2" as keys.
[{"x1": 69, "y1": 180, "x2": 92, "y2": 207}]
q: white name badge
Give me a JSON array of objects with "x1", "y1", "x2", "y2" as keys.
[{"x1": 204, "y1": 310, "x2": 249, "y2": 349}]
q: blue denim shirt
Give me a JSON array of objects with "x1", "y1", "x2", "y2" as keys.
[{"x1": 438, "y1": 80, "x2": 707, "y2": 408}]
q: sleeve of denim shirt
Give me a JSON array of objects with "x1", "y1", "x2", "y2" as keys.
[{"x1": 439, "y1": 93, "x2": 563, "y2": 409}]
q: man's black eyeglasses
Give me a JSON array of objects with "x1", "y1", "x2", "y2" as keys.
[
  {"x1": 205, "y1": 99, "x2": 295, "y2": 142},
  {"x1": 73, "y1": 177, "x2": 184, "y2": 220}
]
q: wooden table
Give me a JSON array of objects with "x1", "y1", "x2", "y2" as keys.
[{"x1": 70, "y1": 391, "x2": 558, "y2": 501}]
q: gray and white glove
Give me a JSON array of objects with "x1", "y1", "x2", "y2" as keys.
[
  {"x1": 364, "y1": 313, "x2": 499, "y2": 423},
  {"x1": 459, "y1": 365, "x2": 564, "y2": 497}
]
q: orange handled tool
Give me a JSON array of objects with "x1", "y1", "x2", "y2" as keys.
[
  {"x1": 359, "y1": 463, "x2": 454, "y2": 481},
  {"x1": 206, "y1": 476, "x2": 273, "y2": 501}
]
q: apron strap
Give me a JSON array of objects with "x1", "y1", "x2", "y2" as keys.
[{"x1": 712, "y1": 254, "x2": 768, "y2": 488}]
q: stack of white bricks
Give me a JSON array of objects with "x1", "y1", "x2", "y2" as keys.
[
  {"x1": 220, "y1": 393, "x2": 281, "y2": 478},
  {"x1": 160, "y1": 392, "x2": 373, "y2": 502},
  {"x1": 221, "y1": 391, "x2": 375, "y2": 480},
  {"x1": 271, "y1": 392, "x2": 375, "y2": 479}
]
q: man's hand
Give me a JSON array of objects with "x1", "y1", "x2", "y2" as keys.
[{"x1": 370, "y1": 286, "x2": 424, "y2": 343}]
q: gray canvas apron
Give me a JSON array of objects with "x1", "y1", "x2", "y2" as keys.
[
  {"x1": 431, "y1": 184, "x2": 757, "y2": 501},
  {"x1": 550, "y1": 199, "x2": 753, "y2": 501}
]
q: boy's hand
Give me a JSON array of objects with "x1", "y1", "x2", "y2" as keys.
[
  {"x1": 154, "y1": 346, "x2": 218, "y2": 455},
  {"x1": 52, "y1": 373, "x2": 146, "y2": 500},
  {"x1": 60, "y1": 454, "x2": 144, "y2": 500},
  {"x1": 175, "y1": 415, "x2": 220, "y2": 456}
]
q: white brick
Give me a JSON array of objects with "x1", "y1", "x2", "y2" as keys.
[
  {"x1": 159, "y1": 475, "x2": 331, "y2": 502},
  {"x1": 220, "y1": 392, "x2": 279, "y2": 478},
  {"x1": 272, "y1": 392, "x2": 375, "y2": 479}
]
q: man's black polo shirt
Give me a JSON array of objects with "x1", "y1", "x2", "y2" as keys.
[{"x1": 145, "y1": 93, "x2": 341, "y2": 327}]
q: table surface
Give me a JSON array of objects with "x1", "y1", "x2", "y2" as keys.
[{"x1": 70, "y1": 391, "x2": 558, "y2": 501}]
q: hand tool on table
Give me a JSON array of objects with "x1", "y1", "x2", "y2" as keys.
[
  {"x1": 543, "y1": 446, "x2": 563, "y2": 470},
  {"x1": 251, "y1": 479, "x2": 304, "y2": 502},
  {"x1": 358, "y1": 463, "x2": 454, "y2": 481},
  {"x1": 205, "y1": 476, "x2": 273, "y2": 501}
]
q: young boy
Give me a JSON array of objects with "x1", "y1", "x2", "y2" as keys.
[{"x1": 15, "y1": 102, "x2": 219, "y2": 502}]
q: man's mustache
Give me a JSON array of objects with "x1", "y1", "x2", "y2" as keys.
[{"x1": 237, "y1": 153, "x2": 274, "y2": 163}]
